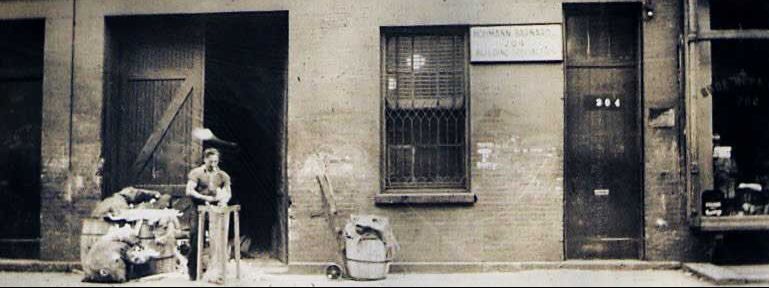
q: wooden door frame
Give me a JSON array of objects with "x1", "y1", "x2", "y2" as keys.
[
  {"x1": 561, "y1": 2, "x2": 646, "y2": 260},
  {"x1": 278, "y1": 35, "x2": 289, "y2": 263},
  {"x1": 271, "y1": 11, "x2": 290, "y2": 262}
]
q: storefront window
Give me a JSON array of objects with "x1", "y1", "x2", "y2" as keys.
[
  {"x1": 709, "y1": 40, "x2": 769, "y2": 217},
  {"x1": 710, "y1": 0, "x2": 769, "y2": 30},
  {"x1": 702, "y1": 0, "x2": 769, "y2": 218}
]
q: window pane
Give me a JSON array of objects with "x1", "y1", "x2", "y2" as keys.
[
  {"x1": 386, "y1": 110, "x2": 466, "y2": 188},
  {"x1": 711, "y1": 0, "x2": 769, "y2": 30}
]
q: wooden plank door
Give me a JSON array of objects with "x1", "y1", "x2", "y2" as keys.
[
  {"x1": 107, "y1": 17, "x2": 205, "y2": 199},
  {"x1": 564, "y1": 4, "x2": 644, "y2": 259}
]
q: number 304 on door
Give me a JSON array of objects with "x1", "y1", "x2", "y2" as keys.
[{"x1": 586, "y1": 96, "x2": 622, "y2": 110}]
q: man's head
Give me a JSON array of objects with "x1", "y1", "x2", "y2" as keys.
[{"x1": 203, "y1": 148, "x2": 221, "y2": 170}]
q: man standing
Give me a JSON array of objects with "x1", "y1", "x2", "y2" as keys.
[{"x1": 185, "y1": 148, "x2": 232, "y2": 281}]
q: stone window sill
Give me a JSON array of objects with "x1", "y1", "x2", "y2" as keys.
[{"x1": 375, "y1": 190, "x2": 477, "y2": 205}]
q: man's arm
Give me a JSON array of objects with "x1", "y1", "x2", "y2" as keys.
[{"x1": 186, "y1": 179, "x2": 215, "y2": 203}]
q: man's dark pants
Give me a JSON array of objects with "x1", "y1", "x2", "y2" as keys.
[{"x1": 188, "y1": 207, "x2": 200, "y2": 280}]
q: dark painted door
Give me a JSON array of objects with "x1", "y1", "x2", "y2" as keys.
[
  {"x1": 105, "y1": 17, "x2": 205, "y2": 227},
  {"x1": 0, "y1": 20, "x2": 44, "y2": 259},
  {"x1": 564, "y1": 4, "x2": 643, "y2": 259}
]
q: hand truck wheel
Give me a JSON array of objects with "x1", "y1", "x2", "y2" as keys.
[{"x1": 325, "y1": 264, "x2": 343, "y2": 280}]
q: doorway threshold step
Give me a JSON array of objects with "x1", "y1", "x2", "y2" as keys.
[
  {"x1": 684, "y1": 263, "x2": 769, "y2": 285},
  {"x1": 0, "y1": 259, "x2": 80, "y2": 273}
]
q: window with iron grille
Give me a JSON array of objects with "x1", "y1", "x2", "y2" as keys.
[{"x1": 382, "y1": 27, "x2": 469, "y2": 191}]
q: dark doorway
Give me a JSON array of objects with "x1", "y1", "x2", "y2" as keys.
[
  {"x1": 0, "y1": 20, "x2": 44, "y2": 259},
  {"x1": 104, "y1": 13, "x2": 289, "y2": 262},
  {"x1": 564, "y1": 3, "x2": 644, "y2": 260},
  {"x1": 204, "y1": 13, "x2": 288, "y2": 261}
]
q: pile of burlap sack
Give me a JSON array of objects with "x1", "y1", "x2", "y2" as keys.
[{"x1": 82, "y1": 187, "x2": 183, "y2": 283}]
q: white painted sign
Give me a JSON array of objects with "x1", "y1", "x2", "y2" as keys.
[
  {"x1": 471, "y1": 24, "x2": 563, "y2": 63},
  {"x1": 477, "y1": 142, "x2": 497, "y2": 170},
  {"x1": 594, "y1": 189, "x2": 610, "y2": 197}
]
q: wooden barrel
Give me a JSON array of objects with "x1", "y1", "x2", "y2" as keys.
[
  {"x1": 81, "y1": 218, "x2": 178, "y2": 276},
  {"x1": 80, "y1": 218, "x2": 113, "y2": 265}
]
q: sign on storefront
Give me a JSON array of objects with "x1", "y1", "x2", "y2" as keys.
[{"x1": 471, "y1": 24, "x2": 563, "y2": 63}]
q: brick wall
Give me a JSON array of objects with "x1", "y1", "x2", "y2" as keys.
[
  {"x1": 287, "y1": 0, "x2": 697, "y2": 264},
  {"x1": 641, "y1": 0, "x2": 709, "y2": 261},
  {"x1": 287, "y1": 0, "x2": 566, "y2": 264},
  {"x1": 0, "y1": 0, "x2": 705, "y2": 264}
]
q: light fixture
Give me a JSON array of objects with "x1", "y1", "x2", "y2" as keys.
[{"x1": 643, "y1": 0, "x2": 656, "y2": 21}]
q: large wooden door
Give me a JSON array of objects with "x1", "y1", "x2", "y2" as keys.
[
  {"x1": 0, "y1": 20, "x2": 44, "y2": 258},
  {"x1": 564, "y1": 4, "x2": 643, "y2": 259},
  {"x1": 106, "y1": 17, "x2": 205, "y2": 199}
]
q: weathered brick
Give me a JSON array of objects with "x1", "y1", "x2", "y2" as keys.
[{"x1": 0, "y1": 0, "x2": 705, "y2": 265}]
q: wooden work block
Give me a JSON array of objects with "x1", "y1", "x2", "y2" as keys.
[{"x1": 196, "y1": 205, "x2": 241, "y2": 284}]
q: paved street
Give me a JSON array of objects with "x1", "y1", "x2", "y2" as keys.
[{"x1": 0, "y1": 269, "x2": 720, "y2": 287}]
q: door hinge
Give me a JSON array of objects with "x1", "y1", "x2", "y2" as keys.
[{"x1": 690, "y1": 162, "x2": 700, "y2": 175}]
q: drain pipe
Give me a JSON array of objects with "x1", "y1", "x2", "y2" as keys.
[
  {"x1": 68, "y1": 0, "x2": 76, "y2": 171},
  {"x1": 683, "y1": 0, "x2": 690, "y2": 223}
]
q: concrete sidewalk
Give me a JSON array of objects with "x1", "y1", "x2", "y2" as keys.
[
  {"x1": 0, "y1": 270, "x2": 713, "y2": 287},
  {"x1": 1, "y1": 259, "x2": 765, "y2": 286},
  {"x1": 0, "y1": 259, "x2": 719, "y2": 288}
]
